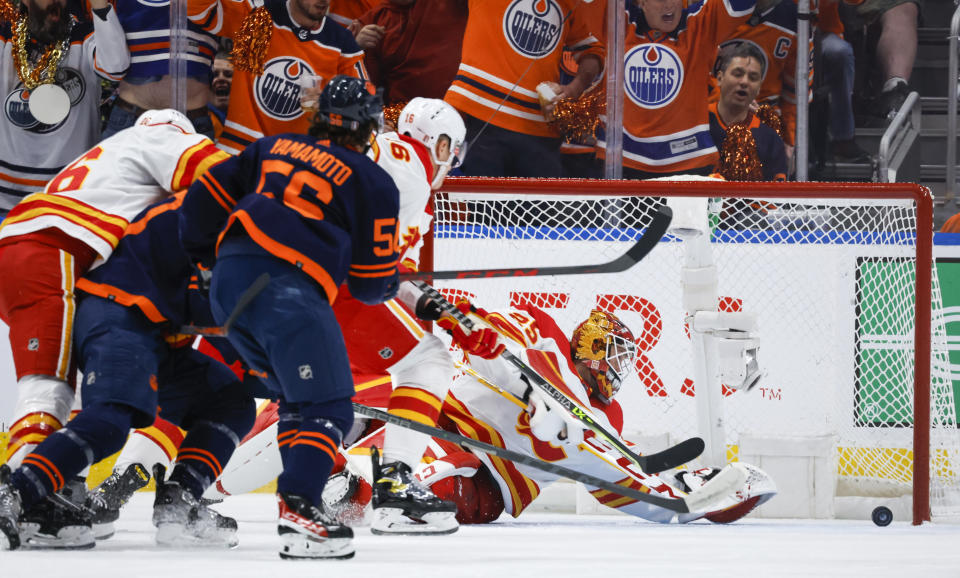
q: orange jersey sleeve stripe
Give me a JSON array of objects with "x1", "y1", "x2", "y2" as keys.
[
  {"x1": 0, "y1": 170, "x2": 51, "y2": 187},
  {"x1": 199, "y1": 171, "x2": 238, "y2": 210},
  {"x1": 123, "y1": 192, "x2": 186, "y2": 236},
  {"x1": 75, "y1": 279, "x2": 168, "y2": 323},
  {"x1": 349, "y1": 261, "x2": 399, "y2": 271},
  {"x1": 172, "y1": 141, "x2": 231, "y2": 191},
  {"x1": 218, "y1": 210, "x2": 340, "y2": 304}
]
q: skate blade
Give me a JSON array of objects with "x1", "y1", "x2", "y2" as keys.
[
  {"x1": 279, "y1": 533, "x2": 355, "y2": 560},
  {"x1": 0, "y1": 522, "x2": 19, "y2": 551},
  {"x1": 370, "y1": 508, "x2": 459, "y2": 535},
  {"x1": 156, "y1": 523, "x2": 239, "y2": 549},
  {"x1": 23, "y1": 526, "x2": 95, "y2": 550},
  {"x1": 93, "y1": 522, "x2": 115, "y2": 540}
]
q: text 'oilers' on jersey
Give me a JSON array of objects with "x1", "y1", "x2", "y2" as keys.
[
  {"x1": 179, "y1": 133, "x2": 400, "y2": 306},
  {"x1": 368, "y1": 131, "x2": 434, "y2": 272},
  {"x1": 0, "y1": 8, "x2": 129, "y2": 211},
  {"x1": 598, "y1": 0, "x2": 755, "y2": 174},
  {"x1": 709, "y1": 0, "x2": 814, "y2": 146},
  {"x1": 0, "y1": 122, "x2": 226, "y2": 263},
  {"x1": 444, "y1": 0, "x2": 604, "y2": 138},
  {"x1": 188, "y1": 0, "x2": 366, "y2": 155}
]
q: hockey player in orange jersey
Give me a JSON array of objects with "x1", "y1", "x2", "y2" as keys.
[
  {"x1": 188, "y1": 0, "x2": 367, "y2": 154},
  {"x1": 444, "y1": 0, "x2": 604, "y2": 177},
  {"x1": 599, "y1": 0, "x2": 756, "y2": 177}
]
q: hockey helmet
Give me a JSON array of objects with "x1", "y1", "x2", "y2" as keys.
[
  {"x1": 397, "y1": 97, "x2": 467, "y2": 188},
  {"x1": 135, "y1": 108, "x2": 195, "y2": 134},
  {"x1": 570, "y1": 309, "x2": 637, "y2": 404},
  {"x1": 313, "y1": 75, "x2": 383, "y2": 133}
]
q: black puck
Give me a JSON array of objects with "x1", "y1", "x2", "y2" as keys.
[{"x1": 872, "y1": 506, "x2": 893, "y2": 526}]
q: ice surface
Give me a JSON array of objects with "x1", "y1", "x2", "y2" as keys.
[{"x1": 1, "y1": 494, "x2": 957, "y2": 577}]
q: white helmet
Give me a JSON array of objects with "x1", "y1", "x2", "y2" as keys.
[
  {"x1": 135, "y1": 108, "x2": 196, "y2": 134},
  {"x1": 397, "y1": 97, "x2": 466, "y2": 189}
]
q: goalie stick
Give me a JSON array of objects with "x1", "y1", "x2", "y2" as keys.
[
  {"x1": 179, "y1": 273, "x2": 270, "y2": 337},
  {"x1": 408, "y1": 279, "x2": 704, "y2": 476},
  {"x1": 353, "y1": 403, "x2": 741, "y2": 514},
  {"x1": 399, "y1": 204, "x2": 672, "y2": 280},
  {"x1": 456, "y1": 362, "x2": 706, "y2": 474}
]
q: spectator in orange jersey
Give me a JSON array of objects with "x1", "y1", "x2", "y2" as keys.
[
  {"x1": 444, "y1": 0, "x2": 603, "y2": 178},
  {"x1": 348, "y1": 0, "x2": 468, "y2": 107},
  {"x1": 598, "y1": 0, "x2": 755, "y2": 178},
  {"x1": 941, "y1": 213, "x2": 960, "y2": 234},
  {"x1": 188, "y1": 0, "x2": 367, "y2": 154}
]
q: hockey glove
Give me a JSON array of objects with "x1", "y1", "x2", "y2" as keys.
[
  {"x1": 527, "y1": 389, "x2": 584, "y2": 448},
  {"x1": 436, "y1": 302, "x2": 506, "y2": 360}
]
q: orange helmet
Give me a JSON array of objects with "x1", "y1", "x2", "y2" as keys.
[{"x1": 570, "y1": 310, "x2": 637, "y2": 405}]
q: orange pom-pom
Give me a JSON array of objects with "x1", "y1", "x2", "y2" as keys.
[
  {"x1": 755, "y1": 104, "x2": 784, "y2": 140},
  {"x1": 716, "y1": 124, "x2": 763, "y2": 182},
  {"x1": 0, "y1": 0, "x2": 18, "y2": 22},
  {"x1": 231, "y1": 6, "x2": 272, "y2": 75},
  {"x1": 383, "y1": 100, "x2": 407, "y2": 132},
  {"x1": 548, "y1": 86, "x2": 605, "y2": 144}
]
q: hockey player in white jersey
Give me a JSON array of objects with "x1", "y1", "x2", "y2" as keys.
[
  {"x1": 0, "y1": 0, "x2": 129, "y2": 214},
  {"x1": 323, "y1": 302, "x2": 776, "y2": 526},
  {"x1": 85, "y1": 98, "x2": 503, "y2": 536},
  {"x1": 0, "y1": 109, "x2": 228, "y2": 546}
]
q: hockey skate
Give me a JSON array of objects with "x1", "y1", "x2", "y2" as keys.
[
  {"x1": 277, "y1": 492, "x2": 355, "y2": 560},
  {"x1": 0, "y1": 464, "x2": 23, "y2": 550},
  {"x1": 370, "y1": 447, "x2": 458, "y2": 535},
  {"x1": 18, "y1": 492, "x2": 95, "y2": 550},
  {"x1": 86, "y1": 463, "x2": 150, "y2": 539},
  {"x1": 152, "y1": 466, "x2": 238, "y2": 548}
]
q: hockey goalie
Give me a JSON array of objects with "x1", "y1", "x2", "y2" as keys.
[{"x1": 211, "y1": 300, "x2": 776, "y2": 526}]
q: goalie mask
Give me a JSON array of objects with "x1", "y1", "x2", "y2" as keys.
[
  {"x1": 570, "y1": 310, "x2": 637, "y2": 404},
  {"x1": 397, "y1": 97, "x2": 467, "y2": 189}
]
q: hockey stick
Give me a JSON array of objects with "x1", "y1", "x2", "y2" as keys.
[
  {"x1": 399, "y1": 204, "x2": 673, "y2": 280},
  {"x1": 407, "y1": 279, "x2": 703, "y2": 475},
  {"x1": 179, "y1": 273, "x2": 271, "y2": 337},
  {"x1": 457, "y1": 362, "x2": 706, "y2": 474},
  {"x1": 353, "y1": 403, "x2": 741, "y2": 514}
]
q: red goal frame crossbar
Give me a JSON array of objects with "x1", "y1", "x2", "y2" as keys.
[{"x1": 422, "y1": 178, "x2": 934, "y2": 525}]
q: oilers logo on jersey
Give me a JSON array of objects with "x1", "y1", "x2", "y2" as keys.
[
  {"x1": 255, "y1": 57, "x2": 315, "y2": 121},
  {"x1": 4, "y1": 67, "x2": 85, "y2": 132},
  {"x1": 624, "y1": 45, "x2": 683, "y2": 109},
  {"x1": 714, "y1": 38, "x2": 770, "y2": 80},
  {"x1": 503, "y1": 0, "x2": 563, "y2": 59}
]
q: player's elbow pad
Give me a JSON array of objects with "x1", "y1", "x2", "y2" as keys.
[{"x1": 347, "y1": 275, "x2": 398, "y2": 305}]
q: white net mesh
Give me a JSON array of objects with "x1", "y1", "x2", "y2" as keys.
[{"x1": 428, "y1": 179, "x2": 960, "y2": 521}]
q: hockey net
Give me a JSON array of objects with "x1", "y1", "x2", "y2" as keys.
[{"x1": 423, "y1": 177, "x2": 960, "y2": 524}]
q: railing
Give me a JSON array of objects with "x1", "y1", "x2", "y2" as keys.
[
  {"x1": 946, "y1": 3, "x2": 960, "y2": 202},
  {"x1": 879, "y1": 91, "x2": 921, "y2": 182}
]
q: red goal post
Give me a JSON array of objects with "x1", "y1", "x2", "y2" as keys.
[{"x1": 419, "y1": 177, "x2": 956, "y2": 525}]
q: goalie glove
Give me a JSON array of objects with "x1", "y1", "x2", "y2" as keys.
[
  {"x1": 435, "y1": 301, "x2": 506, "y2": 360},
  {"x1": 526, "y1": 389, "x2": 584, "y2": 448}
]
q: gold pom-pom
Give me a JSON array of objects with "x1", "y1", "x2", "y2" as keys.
[
  {"x1": 231, "y1": 6, "x2": 272, "y2": 75},
  {"x1": 383, "y1": 100, "x2": 407, "y2": 132},
  {"x1": 548, "y1": 86, "x2": 605, "y2": 144},
  {"x1": 755, "y1": 104, "x2": 784, "y2": 140},
  {"x1": 716, "y1": 124, "x2": 763, "y2": 181}
]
